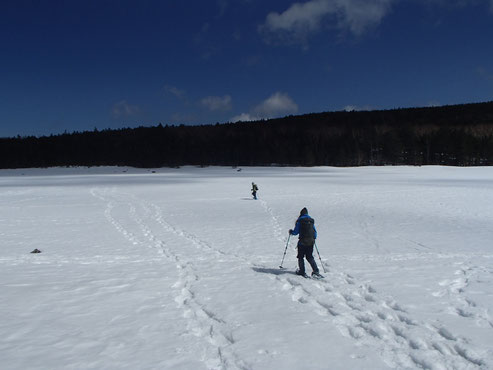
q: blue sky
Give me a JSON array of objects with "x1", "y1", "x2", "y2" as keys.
[{"x1": 1, "y1": 0, "x2": 493, "y2": 138}]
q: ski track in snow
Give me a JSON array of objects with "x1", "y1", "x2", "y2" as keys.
[
  {"x1": 90, "y1": 188, "x2": 250, "y2": 370},
  {"x1": 257, "y1": 197, "x2": 492, "y2": 370},
  {"x1": 89, "y1": 187, "x2": 493, "y2": 370}
]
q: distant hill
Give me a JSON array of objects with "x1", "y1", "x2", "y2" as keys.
[{"x1": 2, "y1": 101, "x2": 493, "y2": 168}]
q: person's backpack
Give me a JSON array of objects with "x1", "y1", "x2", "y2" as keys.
[{"x1": 299, "y1": 217, "x2": 315, "y2": 246}]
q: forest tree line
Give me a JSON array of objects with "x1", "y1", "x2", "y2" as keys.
[{"x1": 1, "y1": 101, "x2": 493, "y2": 169}]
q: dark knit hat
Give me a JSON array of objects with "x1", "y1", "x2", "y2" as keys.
[{"x1": 300, "y1": 207, "x2": 308, "y2": 216}]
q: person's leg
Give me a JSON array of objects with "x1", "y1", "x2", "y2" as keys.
[
  {"x1": 297, "y1": 244, "x2": 306, "y2": 274},
  {"x1": 306, "y1": 245, "x2": 319, "y2": 273}
]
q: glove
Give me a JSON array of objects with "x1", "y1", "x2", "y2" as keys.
[{"x1": 289, "y1": 229, "x2": 293, "y2": 235}]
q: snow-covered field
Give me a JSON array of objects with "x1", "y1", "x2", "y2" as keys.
[{"x1": 1, "y1": 166, "x2": 493, "y2": 370}]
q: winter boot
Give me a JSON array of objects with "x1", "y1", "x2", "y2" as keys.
[
  {"x1": 312, "y1": 271, "x2": 324, "y2": 279},
  {"x1": 296, "y1": 269, "x2": 308, "y2": 278}
]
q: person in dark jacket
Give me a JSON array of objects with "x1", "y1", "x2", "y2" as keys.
[
  {"x1": 289, "y1": 207, "x2": 322, "y2": 278},
  {"x1": 251, "y1": 182, "x2": 258, "y2": 200}
]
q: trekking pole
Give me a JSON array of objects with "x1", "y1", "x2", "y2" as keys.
[
  {"x1": 314, "y1": 241, "x2": 327, "y2": 273},
  {"x1": 279, "y1": 234, "x2": 291, "y2": 269}
]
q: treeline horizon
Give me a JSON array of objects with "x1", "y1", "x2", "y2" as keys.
[{"x1": 2, "y1": 101, "x2": 493, "y2": 169}]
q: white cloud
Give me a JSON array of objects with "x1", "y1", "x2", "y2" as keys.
[
  {"x1": 253, "y1": 92, "x2": 299, "y2": 117},
  {"x1": 164, "y1": 85, "x2": 186, "y2": 99},
  {"x1": 344, "y1": 104, "x2": 375, "y2": 112},
  {"x1": 262, "y1": 0, "x2": 335, "y2": 41},
  {"x1": 338, "y1": 0, "x2": 394, "y2": 35},
  {"x1": 231, "y1": 113, "x2": 256, "y2": 122},
  {"x1": 200, "y1": 95, "x2": 233, "y2": 111},
  {"x1": 260, "y1": 0, "x2": 493, "y2": 45},
  {"x1": 112, "y1": 100, "x2": 140, "y2": 118},
  {"x1": 231, "y1": 92, "x2": 299, "y2": 122},
  {"x1": 344, "y1": 104, "x2": 372, "y2": 112},
  {"x1": 260, "y1": 0, "x2": 395, "y2": 43}
]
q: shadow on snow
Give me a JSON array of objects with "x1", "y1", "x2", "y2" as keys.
[{"x1": 252, "y1": 267, "x2": 296, "y2": 276}]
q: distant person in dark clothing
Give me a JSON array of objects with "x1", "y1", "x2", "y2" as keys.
[
  {"x1": 251, "y1": 182, "x2": 258, "y2": 200},
  {"x1": 289, "y1": 207, "x2": 322, "y2": 278}
]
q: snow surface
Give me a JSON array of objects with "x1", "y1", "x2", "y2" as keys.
[{"x1": 1, "y1": 166, "x2": 493, "y2": 370}]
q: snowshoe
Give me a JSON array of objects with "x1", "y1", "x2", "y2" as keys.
[
  {"x1": 311, "y1": 271, "x2": 324, "y2": 279},
  {"x1": 296, "y1": 270, "x2": 309, "y2": 278}
]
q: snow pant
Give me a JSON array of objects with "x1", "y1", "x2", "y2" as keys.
[
  {"x1": 297, "y1": 243, "x2": 318, "y2": 274},
  {"x1": 252, "y1": 191, "x2": 257, "y2": 200}
]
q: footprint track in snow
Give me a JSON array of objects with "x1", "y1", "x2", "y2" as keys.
[
  {"x1": 257, "y1": 199, "x2": 486, "y2": 367},
  {"x1": 94, "y1": 188, "x2": 492, "y2": 369},
  {"x1": 127, "y1": 197, "x2": 251, "y2": 369},
  {"x1": 276, "y1": 262, "x2": 489, "y2": 369},
  {"x1": 90, "y1": 188, "x2": 250, "y2": 370},
  {"x1": 259, "y1": 199, "x2": 286, "y2": 245},
  {"x1": 433, "y1": 263, "x2": 493, "y2": 330}
]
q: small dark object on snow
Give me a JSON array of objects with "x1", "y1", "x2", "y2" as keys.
[{"x1": 30, "y1": 249, "x2": 42, "y2": 254}]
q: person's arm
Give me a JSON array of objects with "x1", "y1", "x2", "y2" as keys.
[{"x1": 290, "y1": 219, "x2": 300, "y2": 235}]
